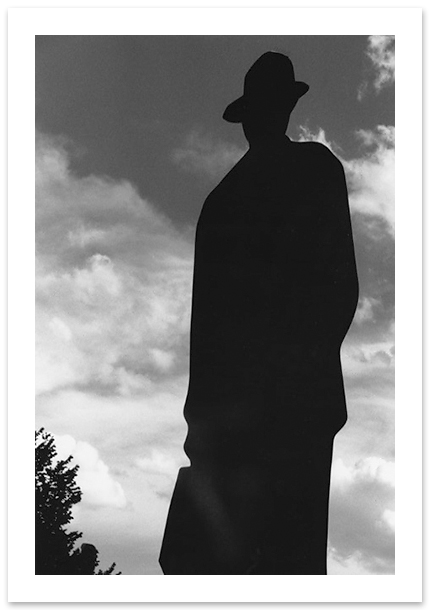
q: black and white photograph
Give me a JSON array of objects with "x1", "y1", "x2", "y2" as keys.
[{"x1": 8, "y1": 5, "x2": 422, "y2": 603}]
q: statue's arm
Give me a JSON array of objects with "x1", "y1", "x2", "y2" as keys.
[
  {"x1": 267, "y1": 148, "x2": 359, "y2": 343},
  {"x1": 309, "y1": 153, "x2": 359, "y2": 341}
]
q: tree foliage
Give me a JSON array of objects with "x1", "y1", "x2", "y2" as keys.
[{"x1": 35, "y1": 428, "x2": 121, "y2": 575}]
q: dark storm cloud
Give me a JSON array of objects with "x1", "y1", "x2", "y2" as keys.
[{"x1": 37, "y1": 35, "x2": 384, "y2": 225}]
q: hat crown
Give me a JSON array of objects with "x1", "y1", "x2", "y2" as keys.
[{"x1": 244, "y1": 52, "x2": 298, "y2": 99}]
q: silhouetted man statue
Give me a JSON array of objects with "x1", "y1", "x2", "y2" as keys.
[{"x1": 160, "y1": 51, "x2": 359, "y2": 575}]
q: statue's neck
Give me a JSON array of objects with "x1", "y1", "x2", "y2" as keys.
[{"x1": 247, "y1": 134, "x2": 291, "y2": 151}]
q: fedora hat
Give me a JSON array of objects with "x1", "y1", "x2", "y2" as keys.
[{"x1": 223, "y1": 51, "x2": 309, "y2": 123}]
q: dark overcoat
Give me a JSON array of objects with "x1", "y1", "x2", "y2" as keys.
[{"x1": 160, "y1": 137, "x2": 359, "y2": 574}]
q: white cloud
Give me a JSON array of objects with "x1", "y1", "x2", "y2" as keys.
[
  {"x1": 346, "y1": 126, "x2": 394, "y2": 234},
  {"x1": 172, "y1": 131, "x2": 245, "y2": 179},
  {"x1": 297, "y1": 125, "x2": 394, "y2": 235},
  {"x1": 54, "y1": 434, "x2": 127, "y2": 509},
  {"x1": 327, "y1": 550, "x2": 371, "y2": 575},
  {"x1": 37, "y1": 384, "x2": 189, "y2": 567},
  {"x1": 37, "y1": 379, "x2": 189, "y2": 452},
  {"x1": 36, "y1": 133, "x2": 193, "y2": 397},
  {"x1": 331, "y1": 456, "x2": 394, "y2": 488},
  {"x1": 149, "y1": 348, "x2": 175, "y2": 372},
  {"x1": 329, "y1": 456, "x2": 395, "y2": 574},
  {"x1": 383, "y1": 508, "x2": 395, "y2": 531},
  {"x1": 366, "y1": 35, "x2": 395, "y2": 92},
  {"x1": 135, "y1": 448, "x2": 184, "y2": 479},
  {"x1": 341, "y1": 338, "x2": 394, "y2": 379},
  {"x1": 353, "y1": 296, "x2": 381, "y2": 325},
  {"x1": 358, "y1": 35, "x2": 395, "y2": 100},
  {"x1": 296, "y1": 126, "x2": 343, "y2": 155},
  {"x1": 68, "y1": 226, "x2": 106, "y2": 248},
  {"x1": 356, "y1": 124, "x2": 394, "y2": 148},
  {"x1": 49, "y1": 316, "x2": 73, "y2": 341}
]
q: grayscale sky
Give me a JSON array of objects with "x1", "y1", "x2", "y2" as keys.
[{"x1": 35, "y1": 35, "x2": 395, "y2": 575}]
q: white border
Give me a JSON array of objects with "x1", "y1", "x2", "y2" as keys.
[{"x1": 8, "y1": 6, "x2": 422, "y2": 603}]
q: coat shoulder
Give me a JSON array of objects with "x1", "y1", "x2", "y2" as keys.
[{"x1": 296, "y1": 140, "x2": 344, "y2": 172}]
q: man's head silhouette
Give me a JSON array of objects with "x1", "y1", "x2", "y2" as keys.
[
  {"x1": 223, "y1": 51, "x2": 309, "y2": 124},
  {"x1": 223, "y1": 52, "x2": 309, "y2": 147}
]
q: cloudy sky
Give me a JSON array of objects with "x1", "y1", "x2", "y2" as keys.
[{"x1": 35, "y1": 35, "x2": 394, "y2": 575}]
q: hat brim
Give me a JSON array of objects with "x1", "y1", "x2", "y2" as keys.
[{"x1": 222, "y1": 81, "x2": 309, "y2": 123}]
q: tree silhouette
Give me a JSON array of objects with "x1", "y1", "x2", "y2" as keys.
[{"x1": 35, "y1": 428, "x2": 121, "y2": 575}]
